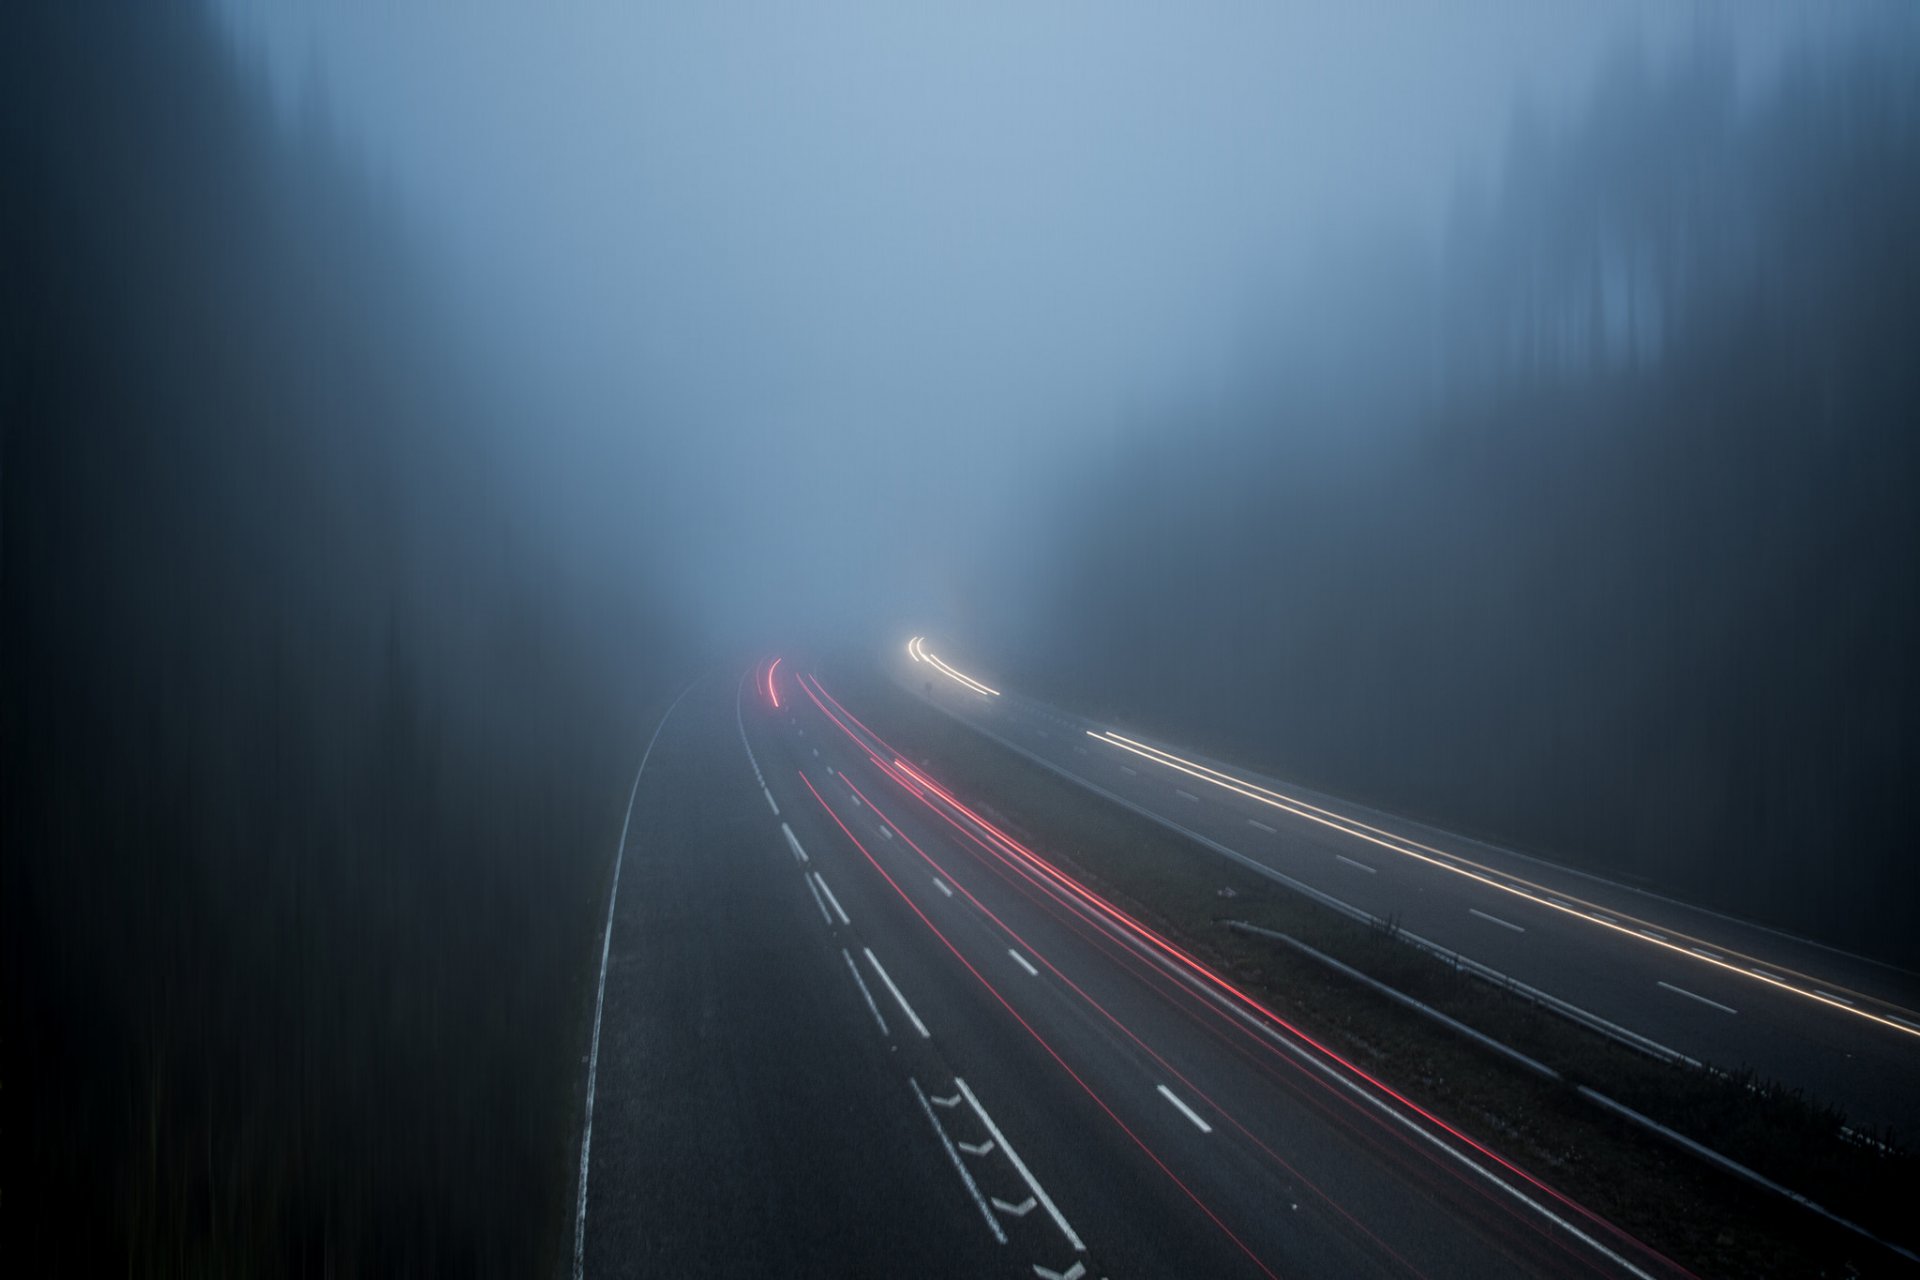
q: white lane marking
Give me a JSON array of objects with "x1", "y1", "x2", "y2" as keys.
[
  {"x1": 814, "y1": 873, "x2": 851, "y2": 926},
  {"x1": 781, "y1": 823, "x2": 809, "y2": 865},
  {"x1": 954, "y1": 1078, "x2": 1085, "y2": 1253},
  {"x1": 865, "y1": 948, "x2": 930, "y2": 1039},
  {"x1": 909, "y1": 1078, "x2": 1005, "y2": 1245},
  {"x1": 811, "y1": 747, "x2": 819, "y2": 757},
  {"x1": 1595, "y1": 912, "x2": 1617, "y2": 924},
  {"x1": 1815, "y1": 989, "x2": 1854, "y2": 1007},
  {"x1": 842, "y1": 948, "x2": 889, "y2": 1036},
  {"x1": 1690, "y1": 947, "x2": 1723, "y2": 960},
  {"x1": 1549, "y1": 897, "x2": 1574, "y2": 910},
  {"x1": 958, "y1": 1138, "x2": 995, "y2": 1157},
  {"x1": 1751, "y1": 967, "x2": 1784, "y2": 983},
  {"x1": 1247, "y1": 819, "x2": 1277, "y2": 834},
  {"x1": 992, "y1": 1196, "x2": 1037, "y2": 1217},
  {"x1": 1174, "y1": 789, "x2": 1200, "y2": 802},
  {"x1": 1156, "y1": 1085, "x2": 1212, "y2": 1133},
  {"x1": 1119, "y1": 765, "x2": 1138, "y2": 776},
  {"x1": 804, "y1": 875, "x2": 833, "y2": 926},
  {"x1": 1659, "y1": 980, "x2": 1737, "y2": 1015},
  {"x1": 1073, "y1": 746, "x2": 1088, "y2": 756},
  {"x1": 762, "y1": 786, "x2": 779, "y2": 816},
  {"x1": 1641, "y1": 929, "x2": 1669, "y2": 942},
  {"x1": 577, "y1": 677, "x2": 698, "y2": 1280},
  {"x1": 1033, "y1": 1263, "x2": 1086, "y2": 1280},
  {"x1": 933, "y1": 877, "x2": 954, "y2": 898},
  {"x1": 1891, "y1": 1015, "x2": 1920, "y2": 1033},
  {"x1": 1009, "y1": 949, "x2": 1039, "y2": 977},
  {"x1": 1470, "y1": 907, "x2": 1526, "y2": 934},
  {"x1": 879, "y1": 825, "x2": 894, "y2": 840},
  {"x1": 1335, "y1": 854, "x2": 1376, "y2": 874}
]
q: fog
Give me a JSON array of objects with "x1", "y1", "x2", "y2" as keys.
[
  {"x1": 6, "y1": 2, "x2": 1916, "y2": 1272},
  {"x1": 211, "y1": 1, "x2": 1826, "y2": 644}
]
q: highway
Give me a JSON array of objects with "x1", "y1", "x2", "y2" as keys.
[
  {"x1": 574, "y1": 664, "x2": 1694, "y2": 1278},
  {"x1": 898, "y1": 638, "x2": 1920, "y2": 1145}
]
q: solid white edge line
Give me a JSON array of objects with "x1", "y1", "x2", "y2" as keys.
[
  {"x1": 864, "y1": 947, "x2": 930, "y2": 1039},
  {"x1": 1469, "y1": 907, "x2": 1526, "y2": 934},
  {"x1": 1658, "y1": 980, "x2": 1737, "y2": 1015},
  {"x1": 1156, "y1": 1084, "x2": 1213, "y2": 1133},
  {"x1": 910, "y1": 1078, "x2": 1006, "y2": 1245},
  {"x1": 815, "y1": 872, "x2": 852, "y2": 926},
  {"x1": 842, "y1": 948, "x2": 889, "y2": 1036},
  {"x1": 782, "y1": 824, "x2": 808, "y2": 865},
  {"x1": 1009, "y1": 949, "x2": 1039, "y2": 977},
  {"x1": 954, "y1": 1078, "x2": 1084, "y2": 1252},
  {"x1": 575, "y1": 674, "x2": 700, "y2": 1280}
]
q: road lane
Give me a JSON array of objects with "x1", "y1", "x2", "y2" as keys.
[{"x1": 578, "y1": 674, "x2": 1013, "y2": 1278}]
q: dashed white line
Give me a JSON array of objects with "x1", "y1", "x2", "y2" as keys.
[
  {"x1": 804, "y1": 875, "x2": 833, "y2": 926},
  {"x1": 842, "y1": 948, "x2": 889, "y2": 1036},
  {"x1": 1815, "y1": 989, "x2": 1854, "y2": 1007},
  {"x1": 1641, "y1": 929, "x2": 1669, "y2": 942},
  {"x1": 1658, "y1": 980, "x2": 1737, "y2": 1015},
  {"x1": 1119, "y1": 765, "x2": 1137, "y2": 776},
  {"x1": 1335, "y1": 854, "x2": 1376, "y2": 874},
  {"x1": 763, "y1": 787, "x2": 779, "y2": 816},
  {"x1": 879, "y1": 825, "x2": 894, "y2": 840},
  {"x1": 865, "y1": 948, "x2": 930, "y2": 1039},
  {"x1": 909, "y1": 1079, "x2": 1005, "y2": 1244},
  {"x1": 1174, "y1": 789, "x2": 1200, "y2": 802},
  {"x1": 932, "y1": 877, "x2": 954, "y2": 898},
  {"x1": 1009, "y1": 949, "x2": 1039, "y2": 977},
  {"x1": 1690, "y1": 947, "x2": 1723, "y2": 960},
  {"x1": 781, "y1": 823, "x2": 809, "y2": 865},
  {"x1": 1073, "y1": 746, "x2": 1088, "y2": 756},
  {"x1": 1890, "y1": 1015, "x2": 1920, "y2": 1033},
  {"x1": 1247, "y1": 819, "x2": 1277, "y2": 834},
  {"x1": 1469, "y1": 907, "x2": 1526, "y2": 933},
  {"x1": 954, "y1": 1078, "x2": 1084, "y2": 1253},
  {"x1": 1156, "y1": 1085, "x2": 1212, "y2": 1133},
  {"x1": 814, "y1": 873, "x2": 851, "y2": 926}
]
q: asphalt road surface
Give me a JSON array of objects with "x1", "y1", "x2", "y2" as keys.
[{"x1": 573, "y1": 666, "x2": 1695, "y2": 1278}]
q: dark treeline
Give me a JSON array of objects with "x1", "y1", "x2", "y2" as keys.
[
  {"x1": 1004, "y1": 33, "x2": 1920, "y2": 963},
  {"x1": 3, "y1": 6, "x2": 678, "y2": 1272}
]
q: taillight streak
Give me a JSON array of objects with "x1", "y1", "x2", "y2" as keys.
[
  {"x1": 798, "y1": 771, "x2": 1280, "y2": 1280},
  {"x1": 801, "y1": 672, "x2": 1686, "y2": 1277},
  {"x1": 835, "y1": 770, "x2": 1429, "y2": 1277}
]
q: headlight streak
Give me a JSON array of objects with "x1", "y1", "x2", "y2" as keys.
[
  {"x1": 907, "y1": 635, "x2": 1000, "y2": 697},
  {"x1": 1087, "y1": 730, "x2": 1920, "y2": 1042},
  {"x1": 798, "y1": 672, "x2": 1687, "y2": 1280}
]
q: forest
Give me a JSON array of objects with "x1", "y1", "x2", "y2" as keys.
[{"x1": 1001, "y1": 35, "x2": 1920, "y2": 964}]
